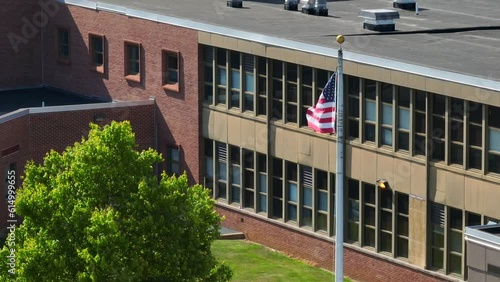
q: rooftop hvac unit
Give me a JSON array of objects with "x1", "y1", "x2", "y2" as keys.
[
  {"x1": 300, "y1": 0, "x2": 328, "y2": 16},
  {"x1": 227, "y1": 0, "x2": 243, "y2": 8},
  {"x1": 359, "y1": 9, "x2": 400, "y2": 32},
  {"x1": 393, "y1": 0, "x2": 416, "y2": 10}
]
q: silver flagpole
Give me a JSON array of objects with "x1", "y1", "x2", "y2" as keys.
[{"x1": 335, "y1": 35, "x2": 345, "y2": 282}]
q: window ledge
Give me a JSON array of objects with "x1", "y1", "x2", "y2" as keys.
[
  {"x1": 125, "y1": 74, "x2": 141, "y2": 83},
  {"x1": 163, "y1": 83, "x2": 179, "y2": 92},
  {"x1": 89, "y1": 65, "x2": 105, "y2": 74}
]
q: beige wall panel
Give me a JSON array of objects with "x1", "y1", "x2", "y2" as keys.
[
  {"x1": 425, "y1": 77, "x2": 444, "y2": 94},
  {"x1": 240, "y1": 118, "x2": 256, "y2": 150},
  {"x1": 429, "y1": 166, "x2": 446, "y2": 192},
  {"x1": 373, "y1": 66, "x2": 391, "y2": 84},
  {"x1": 237, "y1": 40, "x2": 266, "y2": 56},
  {"x1": 480, "y1": 88, "x2": 500, "y2": 107},
  {"x1": 313, "y1": 137, "x2": 330, "y2": 171},
  {"x1": 227, "y1": 115, "x2": 241, "y2": 145},
  {"x1": 270, "y1": 126, "x2": 284, "y2": 158},
  {"x1": 464, "y1": 176, "x2": 483, "y2": 214},
  {"x1": 202, "y1": 108, "x2": 212, "y2": 138},
  {"x1": 223, "y1": 36, "x2": 238, "y2": 51},
  {"x1": 346, "y1": 145, "x2": 360, "y2": 179},
  {"x1": 210, "y1": 34, "x2": 225, "y2": 49},
  {"x1": 298, "y1": 133, "x2": 311, "y2": 156},
  {"x1": 409, "y1": 195, "x2": 426, "y2": 268},
  {"x1": 325, "y1": 57, "x2": 338, "y2": 72},
  {"x1": 410, "y1": 163, "x2": 427, "y2": 198},
  {"x1": 343, "y1": 61, "x2": 358, "y2": 77},
  {"x1": 310, "y1": 54, "x2": 327, "y2": 70},
  {"x1": 357, "y1": 64, "x2": 374, "y2": 80},
  {"x1": 429, "y1": 189, "x2": 446, "y2": 204},
  {"x1": 328, "y1": 140, "x2": 337, "y2": 172},
  {"x1": 212, "y1": 111, "x2": 228, "y2": 142},
  {"x1": 254, "y1": 122, "x2": 268, "y2": 154},
  {"x1": 266, "y1": 46, "x2": 283, "y2": 61},
  {"x1": 442, "y1": 81, "x2": 462, "y2": 99},
  {"x1": 462, "y1": 85, "x2": 480, "y2": 102},
  {"x1": 281, "y1": 49, "x2": 297, "y2": 64},
  {"x1": 390, "y1": 70, "x2": 408, "y2": 87},
  {"x1": 295, "y1": 52, "x2": 310, "y2": 67},
  {"x1": 407, "y1": 74, "x2": 426, "y2": 92},
  {"x1": 198, "y1": 31, "x2": 211, "y2": 45},
  {"x1": 445, "y1": 171, "x2": 465, "y2": 209},
  {"x1": 283, "y1": 130, "x2": 298, "y2": 162},
  {"x1": 482, "y1": 181, "x2": 500, "y2": 220},
  {"x1": 360, "y1": 149, "x2": 377, "y2": 184},
  {"x1": 391, "y1": 158, "x2": 412, "y2": 194},
  {"x1": 376, "y1": 154, "x2": 394, "y2": 185}
]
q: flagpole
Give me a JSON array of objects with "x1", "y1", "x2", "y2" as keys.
[{"x1": 334, "y1": 35, "x2": 345, "y2": 282}]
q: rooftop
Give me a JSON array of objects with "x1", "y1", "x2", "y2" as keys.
[
  {"x1": 84, "y1": 0, "x2": 500, "y2": 86},
  {"x1": 0, "y1": 87, "x2": 106, "y2": 117}
]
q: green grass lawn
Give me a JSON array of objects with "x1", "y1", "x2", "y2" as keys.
[{"x1": 212, "y1": 240, "x2": 352, "y2": 282}]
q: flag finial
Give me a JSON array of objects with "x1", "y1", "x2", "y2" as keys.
[{"x1": 336, "y1": 34, "x2": 345, "y2": 45}]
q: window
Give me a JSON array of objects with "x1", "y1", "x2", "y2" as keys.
[
  {"x1": 204, "y1": 139, "x2": 214, "y2": 196},
  {"x1": 364, "y1": 79, "x2": 377, "y2": 143},
  {"x1": 431, "y1": 94, "x2": 446, "y2": 161},
  {"x1": 229, "y1": 145, "x2": 241, "y2": 204},
  {"x1": 230, "y1": 51, "x2": 240, "y2": 109},
  {"x1": 57, "y1": 27, "x2": 70, "y2": 64},
  {"x1": 285, "y1": 63, "x2": 298, "y2": 124},
  {"x1": 449, "y1": 98, "x2": 464, "y2": 166},
  {"x1": 166, "y1": 146, "x2": 180, "y2": 175},
  {"x1": 396, "y1": 193, "x2": 409, "y2": 258},
  {"x1": 89, "y1": 34, "x2": 104, "y2": 73},
  {"x1": 243, "y1": 54, "x2": 255, "y2": 112},
  {"x1": 414, "y1": 90, "x2": 427, "y2": 156},
  {"x1": 257, "y1": 153, "x2": 267, "y2": 212},
  {"x1": 301, "y1": 166, "x2": 313, "y2": 227},
  {"x1": 271, "y1": 157, "x2": 283, "y2": 219},
  {"x1": 316, "y1": 169, "x2": 329, "y2": 232},
  {"x1": 162, "y1": 50, "x2": 180, "y2": 91},
  {"x1": 271, "y1": 60, "x2": 283, "y2": 120},
  {"x1": 124, "y1": 41, "x2": 141, "y2": 82},
  {"x1": 286, "y1": 161, "x2": 298, "y2": 222},
  {"x1": 396, "y1": 87, "x2": 410, "y2": 151},
  {"x1": 347, "y1": 76, "x2": 360, "y2": 139},
  {"x1": 488, "y1": 105, "x2": 500, "y2": 174},
  {"x1": 216, "y1": 48, "x2": 227, "y2": 105},
  {"x1": 216, "y1": 142, "x2": 228, "y2": 200},
  {"x1": 242, "y1": 149, "x2": 254, "y2": 209},
  {"x1": 203, "y1": 46, "x2": 214, "y2": 104},
  {"x1": 467, "y1": 102, "x2": 482, "y2": 170},
  {"x1": 347, "y1": 179, "x2": 360, "y2": 243},
  {"x1": 257, "y1": 57, "x2": 267, "y2": 116},
  {"x1": 363, "y1": 183, "x2": 376, "y2": 248},
  {"x1": 430, "y1": 202, "x2": 445, "y2": 270},
  {"x1": 300, "y1": 67, "x2": 313, "y2": 127},
  {"x1": 380, "y1": 83, "x2": 393, "y2": 147}
]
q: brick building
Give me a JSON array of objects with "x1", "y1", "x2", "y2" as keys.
[{"x1": 2, "y1": 0, "x2": 500, "y2": 281}]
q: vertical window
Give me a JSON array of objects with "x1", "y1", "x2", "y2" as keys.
[
  {"x1": 379, "y1": 188, "x2": 394, "y2": 253},
  {"x1": 448, "y1": 208, "x2": 463, "y2": 276},
  {"x1": 363, "y1": 183, "x2": 376, "y2": 248},
  {"x1": 397, "y1": 86, "x2": 410, "y2": 151},
  {"x1": 203, "y1": 46, "x2": 214, "y2": 104},
  {"x1": 431, "y1": 94, "x2": 446, "y2": 161},
  {"x1": 257, "y1": 153, "x2": 267, "y2": 213},
  {"x1": 162, "y1": 50, "x2": 180, "y2": 91},
  {"x1": 230, "y1": 51, "x2": 241, "y2": 109},
  {"x1": 243, "y1": 54, "x2": 255, "y2": 112},
  {"x1": 414, "y1": 90, "x2": 427, "y2": 156},
  {"x1": 204, "y1": 139, "x2": 214, "y2": 196},
  {"x1": 347, "y1": 76, "x2": 360, "y2": 139},
  {"x1": 229, "y1": 145, "x2": 241, "y2": 204},
  {"x1": 271, "y1": 157, "x2": 283, "y2": 219},
  {"x1": 396, "y1": 193, "x2": 409, "y2": 258},
  {"x1": 468, "y1": 102, "x2": 482, "y2": 170},
  {"x1": 316, "y1": 169, "x2": 328, "y2": 232},
  {"x1": 216, "y1": 48, "x2": 227, "y2": 105},
  {"x1": 380, "y1": 83, "x2": 393, "y2": 146},
  {"x1": 300, "y1": 66, "x2": 313, "y2": 127},
  {"x1": 347, "y1": 179, "x2": 360, "y2": 243},
  {"x1": 242, "y1": 149, "x2": 254, "y2": 209},
  {"x1": 450, "y1": 98, "x2": 464, "y2": 166},
  {"x1": 285, "y1": 63, "x2": 298, "y2": 124},
  {"x1": 488, "y1": 105, "x2": 500, "y2": 174},
  {"x1": 57, "y1": 27, "x2": 70, "y2": 63},
  {"x1": 124, "y1": 41, "x2": 141, "y2": 82},
  {"x1": 364, "y1": 79, "x2": 376, "y2": 143},
  {"x1": 166, "y1": 146, "x2": 180, "y2": 175},
  {"x1": 430, "y1": 202, "x2": 445, "y2": 270},
  {"x1": 216, "y1": 142, "x2": 227, "y2": 200},
  {"x1": 271, "y1": 60, "x2": 283, "y2": 120},
  {"x1": 89, "y1": 34, "x2": 104, "y2": 73},
  {"x1": 301, "y1": 166, "x2": 313, "y2": 227},
  {"x1": 257, "y1": 57, "x2": 267, "y2": 116},
  {"x1": 286, "y1": 161, "x2": 298, "y2": 222}
]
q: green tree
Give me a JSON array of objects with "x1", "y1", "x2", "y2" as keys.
[{"x1": 0, "y1": 121, "x2": 232, "y2": 281}]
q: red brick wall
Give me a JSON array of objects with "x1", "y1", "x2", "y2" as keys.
[
  {"x1": 42, "y1": 3, "x2": 201, "y2": 184},
  {"x1": 217, "y1": 205, "x2": 449, "y2": 282},
  {"x1": 0, "y1": 0, "x2": 45, "y2": 88}
]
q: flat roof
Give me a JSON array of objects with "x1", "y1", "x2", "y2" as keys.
[
  {"x1": 87, "y1": 0, "x2": 500, "y2": 84},
  {"x1": 0, "y1": 87, "x2": 106, "y2": 116}
]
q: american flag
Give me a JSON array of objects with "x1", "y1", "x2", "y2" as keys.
[{"x1": 306, "y1": 73, "x2": 337, "y2": 134}]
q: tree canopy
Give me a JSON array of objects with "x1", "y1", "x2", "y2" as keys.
[{"x1": 0, "y1": 121, "x2": 231, "y2": 281}]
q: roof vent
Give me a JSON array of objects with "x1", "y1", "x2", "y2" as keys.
[
  {"x1": 227, "y1": 0, "x2": 243, "y2": 8},
  {"x1": 393, "y1": 0, "x2": 416, "y2": 11},
  {"x1": 359, "y1": 9, "x2": 400, "y2": 32}
]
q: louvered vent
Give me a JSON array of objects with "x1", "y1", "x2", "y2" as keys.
[
  {"x1": 302, "y1": 166, "x2": 313, "y2": 187},
  {"x1": 216, "y1": 142, "x2": 227, "y2": 161},
  {"x1": 430, "y1": 202, "x2": 445, "y2": 227},
  {"x1": 243, "y1": 54, "x2": 254, "y2": 72}
]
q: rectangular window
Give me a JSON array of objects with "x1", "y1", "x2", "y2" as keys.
[
  {"x1": 468, "y1": 102, "x2": 483, "y2": 170},
  {"x1": 300, "y1": 66, "x2": 313, "y2": 127},
  {"x1": 364, "y1": 79, "x2": 377, "y2": 143},
  {"x1": 285, "y1": 63, "x2": 298, "y2": 124},
  {"x1": 380, "y1": 83, "x2": 393, "y2": 147},
  {"x1": 162, "y1": 50, "x2": 180, "y2": 91},
  {"x1": 431, "y1": 94, "x2": 446, "y2": 161},
  {"x1": 347, "y1": 76, "x2": 360, "y2": 139},
  {"x1": 347, "y1": 179, "x2": 360, "y2": 243},
  {"x1": 230, "y1": 51, "x2": 241, "y2": 109},
  {"x1": 488, "y1": 105, "x2": 500, "y2": 174},
  {"x1": 315, "y1": 169, "x2": 329, "y2": 232},
  {"x1": 363, "y1": 183, "x2": 376, "y2": 248},
  {"x1": 229, "y1": 145, "x2": 241, "y2": 204},
  {"x1": 430, "y1": 202, "x2": 445, "y2": 270},
  {"x1": 286, "y1": 161, "x2": 298, "y2": 222},
  {"x1": 396, "y1": 193, "x2": 409, "y2": 258},
  {"x1": 257, "y1": 153, "x2": 267, "y2": 213},
  {"x1": 166, "y1": 146, "x2": 180, "y2": 175},
  {"x1": 203, "y1": 46, "x2": 214, "y2": 104},
  {"x1": 379, "y1": 188, "x2": 393, "y2": 253},
  {"x1": 57, "y1": 27, "x2": 70, "y2": 64},
  {"x1": 271, "y1": 60, "x2": 283, "y2": 121},
  {"x1": 242, "y1": 149, "x2": 254, "y2": 209},
  {"x1": 89, "y1": 34, "x2": 104, "y2": 73},
  {"x1": 257, "y1": 57, "x2": 267, "y2": 116},
  {"x1": 397, "y1": 86, "x2": 410, "y2": 151},
  {"x1": 216, "y1": 142, "x2": 228, "y2": 201},
  {"x1": 449, "y1": 98, "x2": 464, "y2": 166},
  {"x1": 271, "y1": 157, "x2": 283, "y2": 219},
  {"x1": 243, "y1": 54, "x2": 255, "y2": 112},
  {"x1": 124, "y1": 41, "x2": 141, "y2": 82},
  {"x1": 204, "y1": 139, "x2": 214, "y2": 196},
  {"x1": 414, "y1": 90, "x2": 427, "y2": 156},
  {"x1": 216, "y1": 48, "x2": 227, "y2": 105}
]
